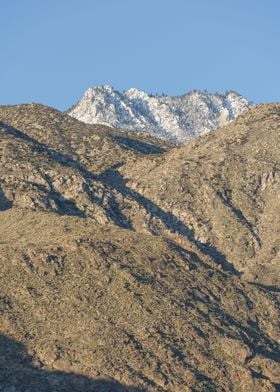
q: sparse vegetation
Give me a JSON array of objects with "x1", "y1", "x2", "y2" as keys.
[{"x1": 0, "y1": 103, "x2": 279, "y2": 391}]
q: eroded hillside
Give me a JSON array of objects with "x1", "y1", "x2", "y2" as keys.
[
  {"x1": 0, "y1": 104, "x2": 279, "y2": 391},
  {"x1": 122, "y1": 104, "x2": 280, "y2": 286}
]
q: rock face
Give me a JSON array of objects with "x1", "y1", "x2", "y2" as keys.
[
  {"x1": 0, "y1": 103, "x2": 279, "y2": 391},
  {"x1": 68, "y1": 86, "x2": 250, "y2": 143}
]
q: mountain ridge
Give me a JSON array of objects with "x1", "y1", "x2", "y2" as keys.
[{"x1": 68, "y1": 86, "x2": 251, "y2": 143}]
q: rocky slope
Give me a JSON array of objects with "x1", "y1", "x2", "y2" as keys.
[
  {"x1": 121, "y1": 104, "x2": 280, "y2": 286},
  {"x1": 0, "y1": 103, "x2": 279, "y2": 391},
  {"x1": 0, "y1": 104, "x2": 171, "y2": 225},
  {"x1": 68, "y1": 86, "x2": 250, "y2": 143},
  {"x1": 1, "y1": 210, "x2": 279, "y2": 391}
]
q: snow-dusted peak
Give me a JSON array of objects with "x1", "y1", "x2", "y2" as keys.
[
  {"x1": 69, "y1": 86, "x2": 251, "y2": 143},
  {"x1": 124, "y1": 88, "x2": 150, "y2": 100},
  {"x1": 88, "y1": 85, "x2": 116, "y2": 94}
]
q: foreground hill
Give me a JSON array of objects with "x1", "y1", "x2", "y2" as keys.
[
  {"x1": 1, "y1": 210, "x2": 279, "y2": 391},
  {"x1": 0, "y1": 103, "x2": 279, "y2": 391},
  {"x1": 68, "y1": 86, "x2": 250, "y2": 143}
]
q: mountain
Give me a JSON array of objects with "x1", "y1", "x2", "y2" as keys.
[
  {"x1": 0, "y1": 103, "x2": 279, "y2": 391},
  {"x1": 0, "y1": 103, "x2": 170, "y2": 222},
  {"x1": 121, "y1": 104, "x2": 280, "y2": 286},
  {"x1": 68, "y1": 86, "x2": 250, "y2": 143}
]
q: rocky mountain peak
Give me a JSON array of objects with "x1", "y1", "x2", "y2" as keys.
[{"x1": 68, "y1": 86, "x2": 251, "y2": 143}]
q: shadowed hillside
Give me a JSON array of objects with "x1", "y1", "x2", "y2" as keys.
[
  {"x1": 0, "y1": 334, "x2": 142, "y2": 391},
  {"x1": 0, "y1": 103, "x2": 279, "y2": 391},
  {"x1": 122, "y1": 104, "x2": 280, "y2": 286}
]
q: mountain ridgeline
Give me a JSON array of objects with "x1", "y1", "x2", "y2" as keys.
[
  {"x1": 0, "y1": 101, "x2": 279, "y2": 391},
  {"x1": 68, "y1": 86, "x2": 250, "y2": 143}
]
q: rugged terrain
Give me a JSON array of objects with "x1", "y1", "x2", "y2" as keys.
[
  {"x1": 121, "y1": 104, "x2": 280, "y2": 286},
  {"x1": 68, "y1": 86, "x2": 250, "y2": 143},
  {"x1": 0, "y1": 103, "x2": 279, "y2": 391}
]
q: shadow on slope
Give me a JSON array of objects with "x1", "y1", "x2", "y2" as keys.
[
  {"x1": 1, "y1": 121, "x2": 239, "y2": 274},
  {"x1": 250, "y1": 282, "x2": 280, "y2": 294},
  {"x1": 110, "y1": 135, "x2": 166, "y2": 154},
  {"x1": 216, "y1": 190, "x2": 261, "y2": 247},
  {"x1": 0, "y1": 334, "x2": 143, "y2": 392},
  {"x1": 0, "y1": 186, "x2": 12, "y2": 211},
  {"x1": 98, "y1": 164, "x2": 241, "y2": 275},
  {"x1": 0, "y1": 122, "x2": 131, "y2": 228}
]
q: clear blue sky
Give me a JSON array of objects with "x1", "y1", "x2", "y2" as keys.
[{"x1": 1, "y1": 0, "x2": 279, "y2": 110}]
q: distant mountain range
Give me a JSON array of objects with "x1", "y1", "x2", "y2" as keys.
[{"x1": 68, "y1": 85, "x2": 251, "y2": 142}]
